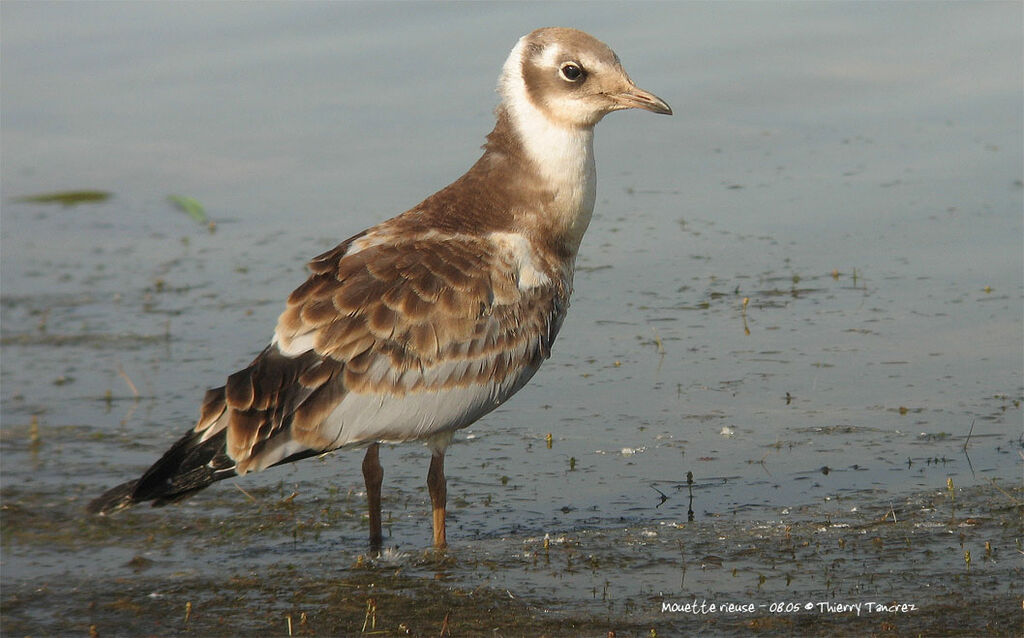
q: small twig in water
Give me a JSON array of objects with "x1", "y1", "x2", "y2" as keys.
[
  {"x1": 652, "y1": 485, "x2": 669, "y2": 507},
  {"x1": 962, "y1": 418, "x2": 976, "y2": 451},
  {"x1": 650, "y1": 326, "x2": 666, "y2": 355},
  {"x1": 361, "y1": 598, "x2": 377, "y2": 633},
  {"x1": 117, "y1": 364, "x2": 139, "y2": 397},
  {"x1": 234, "y1": 482, "x2": 257, "y2": 503},
  {"x1": 987, "y1": 478, "x2": 1022, "y2": 506}
]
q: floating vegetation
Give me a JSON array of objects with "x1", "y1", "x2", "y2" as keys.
[
  {"x1": 167, "y1": 194, "x2": 215, "y2": 231},
  {"x1": 0, "y1": 332, "x2": 168, "y2": 348},
  {"x1": 15, "y1": 190, "x2": 112, "y2": 206}
]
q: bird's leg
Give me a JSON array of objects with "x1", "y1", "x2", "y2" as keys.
[
  {"x1": 427, "y1": 450, "x2": 447, "y2": 549},
  {"x1": 362, "y1": 443, "x2": 383, "y2": 549}
]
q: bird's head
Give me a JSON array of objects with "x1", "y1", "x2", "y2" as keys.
[{"x1": 500, "y1": 27, "x2": 672, "y2": 130}]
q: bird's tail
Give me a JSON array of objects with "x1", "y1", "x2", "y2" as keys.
[{"x1": 87, "y1": 426, "x2": 236, "y2": 515}]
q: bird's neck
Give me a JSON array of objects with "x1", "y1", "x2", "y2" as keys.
[{"x1": 486, "y1": 103, "x2": 597, "y2": 259}]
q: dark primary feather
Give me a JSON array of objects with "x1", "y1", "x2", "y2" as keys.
[
  {"x1": 86, "y1": 421, "x2": 325, "y2": 515},
  {"x1": 86, "y1": 417, "x2": 236, "y2": 515}
]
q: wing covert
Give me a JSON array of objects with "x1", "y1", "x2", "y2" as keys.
[{"x1": 195, "y1": 230, "x2": 569, "y2": 473}]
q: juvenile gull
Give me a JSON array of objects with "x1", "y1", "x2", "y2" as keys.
[{"x1": 88, "y1": 27, "x2": 672, "y2": 549}]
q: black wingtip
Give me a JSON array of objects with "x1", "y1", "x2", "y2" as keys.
[
  {"x1": 86, "y1": 479, "x2": 141, "y2": 516},
  {"x1": 87, "y1": 426, "x2": 237, "y2": 516}
]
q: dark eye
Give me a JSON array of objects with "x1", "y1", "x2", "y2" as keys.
[{"x1": 559, "y1": 62, "x2": 584, "y2": 82}]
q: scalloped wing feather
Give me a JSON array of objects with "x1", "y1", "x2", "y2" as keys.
[{"x1": 193, "y1": 228, "x2": 569, "y2": 475}]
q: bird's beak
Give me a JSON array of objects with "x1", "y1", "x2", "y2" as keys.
[{"x1": 611, "y1": 85, "x2": 673, "y2": 115}]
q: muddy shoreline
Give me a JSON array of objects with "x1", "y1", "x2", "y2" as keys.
[{"x1": 3, "y1": 479, "x2": 1020, "y2": 637}]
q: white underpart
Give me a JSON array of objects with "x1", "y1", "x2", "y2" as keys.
[
  {"x1": 246, "y1": 354, "x2": 542, "y2": 472},
  {"x1": 500, "y1": 37, "x2": 597, "y2": 257},
  {"x1": 488, "y1": 231, "x2": 551, "y2": 291}
]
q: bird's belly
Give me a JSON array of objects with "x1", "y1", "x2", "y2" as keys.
[{"x1": 322, "y1": 361, "x2": 543, "y2": 448}]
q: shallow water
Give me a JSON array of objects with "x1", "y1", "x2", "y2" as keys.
[{"x1": 2, "y1": 3, "x2": 1022, "y2": 636}]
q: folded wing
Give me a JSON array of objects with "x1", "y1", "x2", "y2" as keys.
[{"x1": 194, "y1": 227, "x2": 569, "y2": 475}]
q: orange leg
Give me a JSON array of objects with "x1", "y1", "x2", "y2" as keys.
[
  {"x1": 427, "y1": 450, "x2": 447, "y2": 549},
  {"x1": 362, "y1": 443, "x2": 383, "y2": 548}
]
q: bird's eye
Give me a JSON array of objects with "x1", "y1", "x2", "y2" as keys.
[{"x1": 559, "y1": 63, "x2": 584, "y2": 82}]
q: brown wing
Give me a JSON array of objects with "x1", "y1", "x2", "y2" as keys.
[{"x1": 194, "y1": 229, "x2": 568, "y2": 474}]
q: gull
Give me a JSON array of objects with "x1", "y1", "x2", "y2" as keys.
[{"x1": 88, "y1": 27, "x2": 671, "y2": 549}]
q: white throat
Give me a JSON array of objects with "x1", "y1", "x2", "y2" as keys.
[{"x1": 499, "y1": 37, "x2": 597, "y2": 255}]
